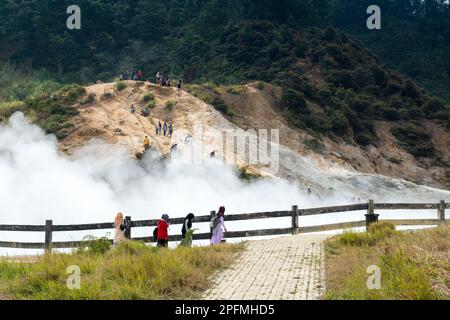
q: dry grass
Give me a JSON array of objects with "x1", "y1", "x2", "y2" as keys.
[
  {"x1": 325, "y1": 223, "x2": 450, "y2": 300},
  {"x1": 0, "y1": 241, "x2": 244, "y2": 300}
]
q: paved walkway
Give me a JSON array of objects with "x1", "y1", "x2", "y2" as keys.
[{"x1": 203, "y1": 234, "x2": 329, "y2": 300}]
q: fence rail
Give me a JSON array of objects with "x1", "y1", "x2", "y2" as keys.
[{"x1": 0, "y1": 200, "x2": 447, "y2": 252}]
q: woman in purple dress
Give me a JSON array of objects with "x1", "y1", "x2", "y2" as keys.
[{"x1": 210, "y1": 206, "x2": 227, "y2": 245}]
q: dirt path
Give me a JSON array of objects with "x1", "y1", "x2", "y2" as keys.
[{"x1": 203, "y1": 234, "x2": 329, "y2": 300}]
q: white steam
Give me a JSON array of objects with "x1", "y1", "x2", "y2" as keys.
[{"x1": 0, "y1": 113, "x2": 448, "y2": 255}]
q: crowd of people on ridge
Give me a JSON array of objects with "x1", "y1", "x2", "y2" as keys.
[
  {"x1": 113, "y1": 206, "x2": 228, "y2": 248},
  {"x1": 119, "y1": 69, "x2": 183, "y2": 92}
]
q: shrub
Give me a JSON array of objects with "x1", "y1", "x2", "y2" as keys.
[
  {"x1": 330, "y1": 111, "x2": 351, "y2": 135},
  {"x1": 304, "y1": 138, "x2": 327, "y2": 154},
  {"x1": 142, "y1": 92, "x2": 155, "y2": 102},
  {"x1": 101, "y1": 92, "x2": 114, "y2": 100},
  {"x1": 422, "y1": 97, "x2": 445, "y2": 117},
  {"x1": 115, "y1": 81, "x2": 126, "y2": 91},
  {"x1": 238, "y1": 167, "x2": 261, "y2": 181},
  {"x1": 256, "y1": 82, "x2": 265, "y2": 90},
  {"x1": 146, "y1": 100, "x2": 156, "y2": 109},
  {"x1": 391, "y1": 124, "x2": 438, "y2": 158},
  {"x1": 78, "y1": 236, "x2": 111, "y2": 255},
  {"x1": 165, "y1": 100, "x2": 176, "y2": 110},
  {"x1": 282, "y1": 89, "x2": 307, "y2": 112},
  {"x1": 401, "y1": 80, "x2": 420, "y2": 99},
  {"x1": 81, "y1": 93, "x2": 96, "y2": 105}
]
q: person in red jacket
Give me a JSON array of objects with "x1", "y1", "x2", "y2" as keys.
[{"x1": 157, "y1": 214, "x2": 170, "y2": 247}]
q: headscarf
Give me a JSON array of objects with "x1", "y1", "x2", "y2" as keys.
[
  {"x1": 212, "y1": 206, "x2": 225, "y2": 230},
  {"x1": 114, "y1": 212, "x2": 124, "y2": 227}
]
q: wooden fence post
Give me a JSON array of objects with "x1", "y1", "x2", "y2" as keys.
[
  {"x1": 210, "y1": 210, "x2": 216, "y2": 237},
  {"x1": 44, "y1": 220, "x2": 53, "y2": 254},
  {"x1": 438, "y1": 200, "x2": 446, "y2": 224},
  {"x1": 124, "y1": 216, "x2": 132, "y2": 239},
  {"x1": 291, "y1": 205, "x2": 299, "y2": 235},
  {"x1": 365, "y1": 199, "x2": 379, "y2": 230}
]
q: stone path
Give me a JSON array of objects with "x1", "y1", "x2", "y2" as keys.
[{"x1": 203, "y1": 234, "x2": 329, "y2": 300}]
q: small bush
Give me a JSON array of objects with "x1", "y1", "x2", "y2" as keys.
[
  {"x1": 78, "y1": 236, "x2": 111, "y2": 255},
  {"x1": 238, "y1": 166, "x2": 261, "y2": 181},
  {"x1": 256, "y1": 82, "x2": 265, "y2": 90},
  {"x1": 115, "y1": 81, "x2": 126, "y2": 91},
  {"x1": 165, "y1": 100, "x2": 176, "y2": 110},
  {"x1": 81, "y1": 93, "x2": 96, "y2": 105},
  {"x1": 304, "y1": 138, "x2": 327, "y2": 154},
  {"x1": 101, "y1": 92, "x2": 114, "y2": 100},
  {"x1": 146, "y1": 100, "x2": 156, "y2": 109},
  {"x1": 142, "y1": 92, "x2": 155, "y2": 102}
]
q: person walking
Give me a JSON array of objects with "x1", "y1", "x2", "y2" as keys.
[
  {"x1": 158, "y1": 121, "x2": 162, "y2": 135},
  {"x1": 157, "y1": 214, "x2": 170, "y2": 247},
  {"x1": 113, "y1": 212, "x2": 126, "y2": 245},
  {"x1": 180, "y1": 213, "x2": 195, "y2": 247},
  {"x1": 210, "y1": 206, "x2": 227, "y2": 245},
  {"x1": 143, "y1": 136, "x2": 150, "y2": 150}
]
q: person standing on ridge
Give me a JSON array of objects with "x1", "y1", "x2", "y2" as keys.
[
  {"x1": 163, "y1": 121, "x2": 168, "y2": 136},
  {"x1": 156, "y1": 72, "x2": 161, "y2": 85},
  {"x1": 177, "y1": 80, "x2": 183, "y2": 92},
  {"x1": 157, "y1": 214, "x2": 170, "y2": 247},
  {"x1": 168, "y1": 123, "x2": 173, "y2": 138}
]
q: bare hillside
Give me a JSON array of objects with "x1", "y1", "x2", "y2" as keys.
[{"x1": 57, "y1": 81, "x2": 449, "y2": 200}]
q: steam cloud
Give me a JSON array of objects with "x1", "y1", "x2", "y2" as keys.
[{"x1": 0, "y1": 113, "x2": 448, "y2": 255}]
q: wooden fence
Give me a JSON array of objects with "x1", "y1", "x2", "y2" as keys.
[{"x1": 0, "y1": 200, "x2": 448, "y2": 252}]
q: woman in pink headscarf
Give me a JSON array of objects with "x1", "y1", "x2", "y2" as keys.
[
  {"x1": 210, "y1": 206, "x2": 227, "y2": 245},
  {"x1": 114, "y1": 212, "x2": 126, "y2": 245}
]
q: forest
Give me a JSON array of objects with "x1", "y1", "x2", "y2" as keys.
[{"x1": 0, "y1": 0, "x2": 449, "y2": 154}]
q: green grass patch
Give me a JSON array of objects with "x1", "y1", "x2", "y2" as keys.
[
  {"x1": 0, "y1": 241, "x2": 244, "y2": 300},
  {"x1": 325, "y1": 223, "x2": 450, "y2": 299}
]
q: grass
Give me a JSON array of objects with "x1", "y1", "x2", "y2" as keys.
[
  {"x1": 0, "y1": 240, "x2": 244, "y2": 300},
  {"x1": 325, "y1": 222, "x2": 450, "y2": 300},
  {"x1": 225, "y1": 85, "x2": 247, "y2": 96}
]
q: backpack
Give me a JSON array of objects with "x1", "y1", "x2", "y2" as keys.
[{"x1": 153, "y1": 227, "x2": 158, "y2": 242}]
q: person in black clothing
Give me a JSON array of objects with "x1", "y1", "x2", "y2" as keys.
[
  {"x1": 181, "y1": 213, "x2": 195, "y2": 247},
  {"x1": 158, "y1": 121, "x2": 162, "y2": 135},
  {"x1": 163, "y1": 121, "x2": 168, "y2": 136}
]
